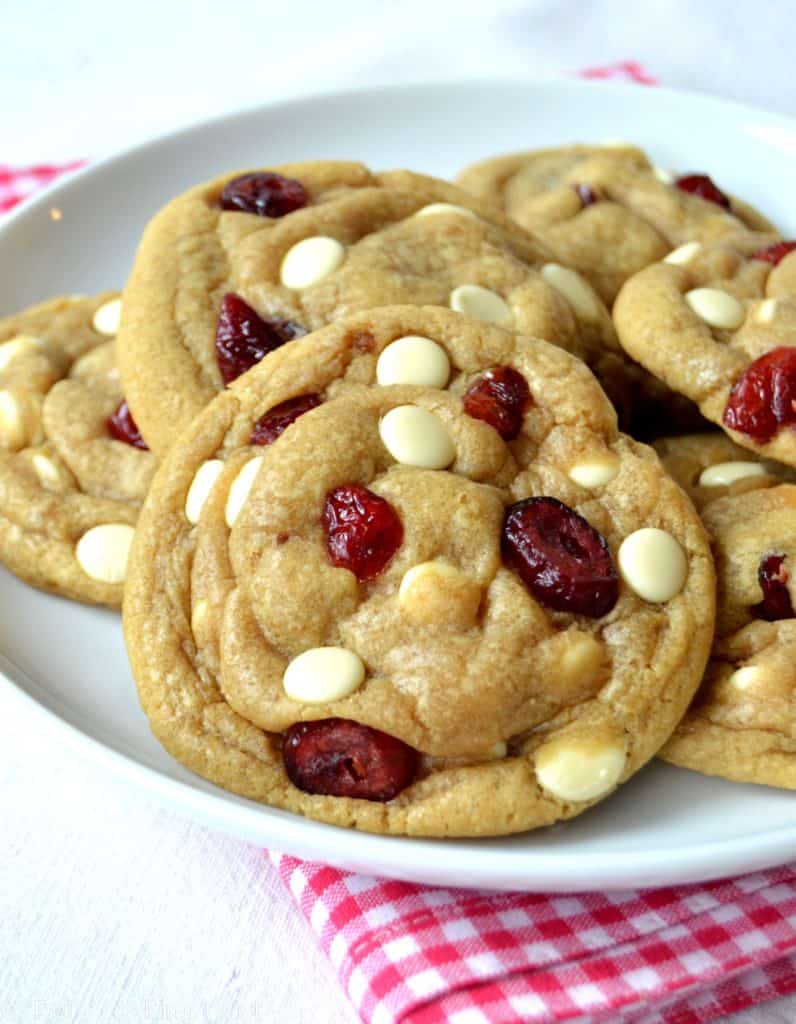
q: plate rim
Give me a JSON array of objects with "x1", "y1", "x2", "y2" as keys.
[{"x1": 3, "y1": 74, "x2": 796, "y2": 892}]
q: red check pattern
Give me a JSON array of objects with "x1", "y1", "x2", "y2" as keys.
[
  {"x1": 5, "y1": 61, "x2": 796, "y2": 1024},
  {"x1": 0, "y1": 160, "x2": 85, "y2": 212},
  {"x1": 271, "y1": 853, "x2": 796, "y2": 1023}
]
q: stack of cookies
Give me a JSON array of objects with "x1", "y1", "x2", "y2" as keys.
[{"x1": 2, "y1": 145, "x2": 794, "y2": 835}]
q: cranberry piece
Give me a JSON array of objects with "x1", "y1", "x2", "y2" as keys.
[
  {"x1": 723, "y1": 347, "x2": 796, "y2": 443},
  {"x1": 324, "y1": 485, "x2": 403, "y2": 582},
  {"x1": 220, "y1": 172, "x2": 308, "y2": 218},
  {"x1": 283, "y1": 718, "x2": 418, "y2": 801},
  {"x1": 502, "y1": 497, "x2": 618, "y2": 617},
  {"x1": 216, "y1": 293, "x2": 306, "y2": 385},
  {"x1": 675, "y1": 174, "x2": 731, "y2": 210},
  {"x1": 752, "y1": 241, "x2": 796, "y2": 267},
  {"x1": 106, "y1": 399, "x2": 148, "y2": 450},
  {"x1": 574, "y1": 183, "x2": 601, "y2": 207},
  {"x1": 463, "y1": 366, "x2": 531, "y2": 441},
  {"x1": 753, "y1": 553, "x2": 795, "y2": 621},
  {"x1": 251, "y1": 394, "x2": 322, "y2": 446}
]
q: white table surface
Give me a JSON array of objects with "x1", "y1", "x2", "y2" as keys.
[{"x1": 2, "y1": 2, "x2": 794, "y2": 1021}]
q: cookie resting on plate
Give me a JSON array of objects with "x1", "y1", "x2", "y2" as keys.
[
  {"x1": 0, "y1": 294, "x2": 156, "y2": 606},
  {"x1": 116, "y1": 159, "x2": 632, "y2": 455},
  {"x1": 456, "y1": 143, "x2": 777, "y2": 305},
  {"x1": 661, "y1": 485, "x2": 796, "y2": 787},
  {"x1": 654, "y1": 433, "x2": 795, "y2": 511},
  {"x1": 123, "y1": 306, "x2": 715, "y2": 837},
  {"x1": 614, "y1": 233, "x2": 796, "y2": 467}
]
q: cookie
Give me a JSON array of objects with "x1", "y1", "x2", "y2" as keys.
[
  {"x1": 654, "y1": 433, "x2": 795, "y2": 510},
  {"x1": 0, "y1": 294, "x2": 156, "y2": 606},
  {"x1": 117, "y1": 160, "x2": 626, "y2": 455},
  {"x1": 614, "y1": 232, "x2": 796, "y2": 466},
  {"x1": 661, "y1": 486, "x2": 796, "y2": 787},
  {"x1": 123, "y1": 306, "x2": 715, "y2": 837},
  {"x1": 457, "y1": 144, "x2": 776, "y2": 304}
]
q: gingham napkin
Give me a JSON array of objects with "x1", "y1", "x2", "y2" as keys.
[{"x1": 4, "y1": 61, "x2": 796, "y2": 1024}]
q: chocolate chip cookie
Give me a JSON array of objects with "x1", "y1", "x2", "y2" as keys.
[
  {"x1": 457, "y1": 144, "x2": 777, "y2": 304},
  {"x1": 661, "y1": 485, "x2": 796, "y2": 787},
  {"x1": 123, "y1": 306, "x2": 714, "y2": 837},
  {"x1": 614, "y1": 233, "x2": 796, "y2": 467},
  {"x1": 0, "y1": 294, "x2": 156, "y2": 606},
  {"x1": 117, "y1": 160, "x2": 627, "y2": 455}
]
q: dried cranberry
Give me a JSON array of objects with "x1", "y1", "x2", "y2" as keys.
[
  {"x1": 220, "y1": 172, "x2": 308, "y2": 218},
  {"x1": 463, "y1": 366, "x2": 531, "y2": 440},
  {"x1": 106, "y1": 399, "x2": 148, "y2": 450},
  {"x1": 502, "y1": 497, "x2": 618, "y2": 617},
  {"x1": 574, "y1": 183, "x2": 600, "y2": 207},
  {"x1": 675, "y1": 174, "x2": 731, "y2": 210},
  {"x1": 323, "y1": 485, "x2": 403, "y2": 582},
  {"x1": 251, "y1": 394, "x2": 322, "y2": 446},
  {"x1": 216, "y1": 293, "x2": 306, "y2": 385},
  {"x1": 752, "y1": 241, "x2": 796, "y2": 267},
  {"x1": 753, "y1": 553, "x2": 795, "y2": 620},
  {"x1": 283, "y1": 718, "x2": 418, "y2": 801},
  {"x1": 723, "y1": 347, "x2": 796, "y2": 443}
]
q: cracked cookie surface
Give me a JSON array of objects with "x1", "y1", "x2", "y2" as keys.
[
  {"x1": 661, "y1": 485, "x2": 796, "y2": 787},
  {"x1": 117, "y1": 160, "x2": 627, "y2": 454},
  {"x1": 614, "y1": 232, "x2": 796, "y2": 467},
  {"x1": 654, "y1": 433, "x2": 796, "y2": 511},
  {"x1": 123, "y1": 306, "x2": 714, "y2": 836},
  {"x1": 457, "y1": 144, "x2": 776, "y2": 304},
  {"x1": 0, "y1": 294, "x2": 156, "y2": 606}
]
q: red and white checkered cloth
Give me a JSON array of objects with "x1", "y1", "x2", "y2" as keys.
[{"x1": 5, "y1": 61, "x2": 796, "y2": 1024}]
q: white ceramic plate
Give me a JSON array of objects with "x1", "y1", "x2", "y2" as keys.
[{"x1": 2, "y1": 77, "x2": 796, "y2": 893}]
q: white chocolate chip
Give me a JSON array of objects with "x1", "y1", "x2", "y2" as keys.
[
  {"x1": 756, "y1": 298, "x2": 778, "y2": 324},
  {"x1": 185, "y1": 459, "x2": 225, "y2": 524},
  {"x1": 698, "y1": 461, "x2": 767, "y2": 487},
  {"x1": 92, "y1": 297, "x2": 122, "y2": 336},
  {"x1": 449, "y1": 284, "x2": 513, "y2": 327},
  {"x1": 376, "y1": 336, "x2": 451, "y2": 388},
  {"x1": 653, "y1": 166, "x2": 675, "y2": 185},
  {"x1": 727, "y1": 665, "x2": 763, "y2": 692},
  {"x1": 75, "y1": 523, "x2": 135, "y2": 584},
  {"x1": 664, "y1": 241, "x2": 701, "y2": 265},
  {"x1": 618, "y1": 528, "x2": 688, "y2": 603},
  {"x1": 535, "y1": 735, "x2": 625, "y2": 802},
  {"x1": 280, "y1": 236, "x2": 345, "y2": 289},
  {"x1": 0, "y1": 390, "x2": 25, "y2": 449},
  {"x1": 398, "y1": 561, "x2": 481, "y2": 628},
  {"x1": 0, "y1": 334, "x2": 44, "y2": 371},
  {"x1": 31, "y1": 453, "x2": 62, "y2": 487},
  {"x1": 568, "y1": 452, "x2": 620, "y2": 488},
  {"x1": 225, "y1": 456, "x2": 264, "y2": 527},
  {"x1": 283, "y1": 646, "x2": 365, "y2": 703},
  {"x1": 488, "y1": 741, "x2": 508, "y2": 759},
  {"x1": 685, "y1": 288, "x2": 745, "y2": 330},
  {"x1": 0, "y1": 390, "x2": 42, "y2": 450},
  {"x1": 379, "y1": 406, "x2": 455, "y2": 469},
  {"x1": 415, "y1": 202, "x2": 476, "y2": 219},
  {"x1": 558, "y1": 633, "x2": 606, "y2": 686},
  {"x1": 540, "y1": 263, "x2": 600, "y2": 321},
  {"x1": 191, "y1": 599, "x2": 209, "y2": 634}
]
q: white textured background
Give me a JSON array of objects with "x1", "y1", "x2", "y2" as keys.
[{"x1": 2, "y1": 2, "x2": 795, "y2": 1022}]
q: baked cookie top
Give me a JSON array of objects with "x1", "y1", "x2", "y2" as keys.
[
  {"x1": 123, "y1": 306, "x2": 715, "y2": 837},
  {"x1": 117, "y1": 160, "x2": 622, "y2": 454},
  {"x1": 661, "y1": 486, "x2": 796, "y2": 787},
  {"x1": 0, "y1": 294, "x2": 156, "y2": 606},
  {"x1": 654, "y1": 433, "x2": 795, "y2": 510},
  {"x1": 614, "y1": 233, "x2": 796, "y2": 466},
  {"x1": 456, "y1": 144, "x2": 777, "y2": 304}
]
